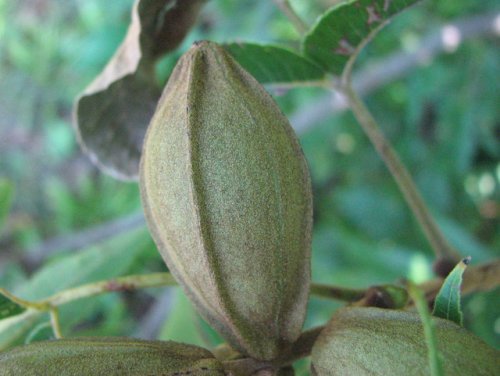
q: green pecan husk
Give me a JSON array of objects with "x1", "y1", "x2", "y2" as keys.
[
  {"x1": 0, "y1": 337, "x2": 225, "y2": 376},
  {"x1": 140, "y1": 41, "x2": 313, "y2": 360},
  {"x1": 311, "y1": 307, "x2": 500, "y2": 375}
]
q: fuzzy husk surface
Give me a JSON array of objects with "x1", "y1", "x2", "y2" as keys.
[
  {"x1": 140, "y1": 41, "x2": 313, "y2": 360},
  {"x1": 311, "y1": 307, "x2": 500, "y2": 375},
  {"x1": 0, "y1": 337, "x2": 224, "y2": 376}
]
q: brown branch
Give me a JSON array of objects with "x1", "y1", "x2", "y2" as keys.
[
  {"x1": 273, "y1": 0, "x2": 308, "y2": 35},
  {"x1": 342, "y1": 84, "x2": 461, "y2": 261},
  {"x1": 282, "y1": 326, "x2": 324, "y2": 365}
]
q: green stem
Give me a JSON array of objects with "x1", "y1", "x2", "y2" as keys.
[
  {"x1": 0, "y1": 288, "x2": 48, "y2": 311},
  {"x1": 282, "y1": 326, "x2": 324, "y2": 365},
  {"x1": 310, "y1": 283, "x2": 365, "y2": 302},
  {"x1": 0, "y1": 273, "x2": 176, "y2": 333},
  {"x1": 39, "y1": 272, "x2": 176, "y2": 306},
  {"x1": 342, "y1": 84, "x2": 461, "y2": 262},
  {"x1": 49, "y1": 308, "x2": 63, "y2": 339},
  {"x1": 273, "y1": 0, "x2": 308, "y2": 35},
  {"x1": 221, "y1": 326, "x2": 325, "y2": 375},
  {"x1": 408, "y1": 282, "x2": 444, "y2": 376}
]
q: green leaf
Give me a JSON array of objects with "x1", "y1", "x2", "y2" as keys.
[
  {"x1": 0, "y1": 228, "x2": 150, "y2": 349},
  {"x1": 302, "y1": 0, "x2": 422, "y2": 75},
  {"x1": 16, "y1": 228, "x2": 150, "y2": 300},
  {"x1": 432, "y1": 257, "x2": 471, "y2": 326},
  {"x1": 0, "y1": 292, "x2": 26, "y2": 320},
  {"x1": 224, "y1": 42, "x2": 326, "y2": 84},
  {"x1": 0, "y1": 179, "x2": 14, "y2": 231},
  {"x1": 408, "y1": 282, "x2": 444, "y2": 376}
]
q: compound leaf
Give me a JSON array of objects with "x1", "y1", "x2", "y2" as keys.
[
  {"x1": 224, "y1": 42, "x2": 326, "y2": 84},
  {"x1": 303, "y1": 0, "x2": 422, "y2": 76}
]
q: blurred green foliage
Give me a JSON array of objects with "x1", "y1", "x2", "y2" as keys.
[{"x1": 0, "y1": 0, "x2": 498, "y2": 373}]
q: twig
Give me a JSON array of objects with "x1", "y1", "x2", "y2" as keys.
[
  {"x1": 310, "y1": 283, "x2": 365, "y2": 301},
  {"x1": 341, "y1": 21, "x2": 389, "y2": 86},
  {"x1": 407, "y1": 283, "x2": 444, "y2": 376},
  {"x1": 0, "y1": 273, "x2": 176, "y2": 334},
  {"x1": 49, "y1": 308, "x2": 63, "y2": 339},
  {"x1": 418, "y1": 259, "x2": 500, "y2": 303},
  {"x1": 273, "y1": 0, "x2": 308, "y2": 35},
  {"x1": 221, "y1": 326, "x2": 324, "y2": 375},
  {"x1": 42, "y1": 272, "x2": 175, "y2": 306},
  {"x1": 311, "y1": 259, "x2": 500, "y2": 307},
  {"x1": 282, "y1": 326, "x2": 324, "y2": 365},
  {"x1": 342, "y1": 83, "x2": 461, "y2": 262}
]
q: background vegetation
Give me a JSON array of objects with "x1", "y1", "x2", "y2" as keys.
[{"x1": 0, "y1": 0, "x2": 498, "y2": 373}]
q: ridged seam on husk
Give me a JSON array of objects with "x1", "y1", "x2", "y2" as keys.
[
  {"x1": 188, "y1": 46, "x2": 307, "y2": 358},
  {"x1": 187, "y1": 44, "x2": 312, "y2": 358},
  {"x1": 185, "y1": 47, "x2": 249, "y2": 351},
  {"x1": 139, "y1": 48, "x2": 247, "y2": 354}
]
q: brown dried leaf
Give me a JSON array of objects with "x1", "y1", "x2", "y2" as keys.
[{"x1": 74, "y1": 0, "x2": 207, "y2": 180}]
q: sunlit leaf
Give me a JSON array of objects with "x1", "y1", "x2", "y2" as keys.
[
  {"x1": 224, "y1": 42, "x2": 326, "y2": 84},
  {"x1": 432, "y1": 257, "x2": 471, "y2": 326},
  {"x1": 74, "y1": 0, "x2": 207, "y2": 180},
  {"x1": 302, "y1": 0, "x2": 422, "y2": 75}
]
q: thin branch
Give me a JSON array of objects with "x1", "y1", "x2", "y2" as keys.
[
  {"x1": 0, "y1": 288, "x2": 47, "y2": 311},
  {"x1": 418, "y1": 259, "x2": 500, "y2": 303},
  {"x1": 273, "y1": 0, "x2": 308, "y2": 35},
  {"x1": 407, "y1": 283, "x2": 444, "y2": 376},
  {"x1": 341, "y1": 21, "x2": 389, "y2": 86},
  {"x1": 221, "y1": 326, "x2": 325, "y2": 375},
  {"x1": 311, "y1": 259, "x2": 500, "y2": 308},
  {"x1": 310, "y1": 283, "x2": 365, "y2": 302},
  {"x1": 342, "y1": 83, "x2": 461, "y2": 262},
  {"x1": 0, "y1": 273, "x2": 176, "y2": 334},
  {"x1": 42, "y1": 272, "x2": 176, "y2": 306},
  {"x1": 282, "y1": 326, "x2": 324, "y2": 365}
]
